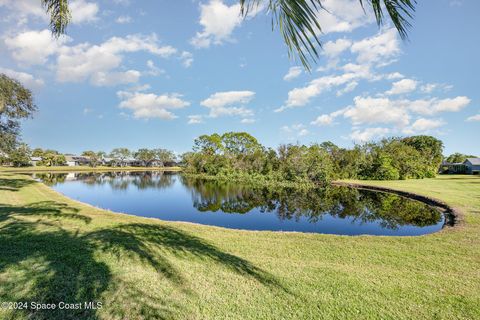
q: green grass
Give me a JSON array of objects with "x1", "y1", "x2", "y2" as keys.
[
  {"x1": 0, "y1": 166, "x2": 182, "y2": 173},
  {"x1": 0, "y1": 173, "x2": 479, "y2": 319}
]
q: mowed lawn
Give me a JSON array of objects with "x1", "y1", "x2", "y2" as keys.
[{"x1": 0, "y1": 173, "x2": 479, "y2": 319}]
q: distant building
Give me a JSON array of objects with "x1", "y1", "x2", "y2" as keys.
[
  {"x1": 65, "y1": 155, "x2": 91, "y2": 166},
  {"x1": 464, "y1": 158, "x2": 480, "y2": 175},
  {"x1": 441, "y1": 158, "x2": 480, "y2": 175},
  {"x1": 30, "y1": 157, "x2": 42, "y2": 166}
]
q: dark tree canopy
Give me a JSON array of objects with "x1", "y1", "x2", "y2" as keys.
[{"x1": 0, "y1": 74, "x2": 37, "y2": 153}]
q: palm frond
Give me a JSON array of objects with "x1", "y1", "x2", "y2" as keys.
[
  {"x1": 42, "y1": 0, "x2": 71, "y2": 37},
  {"x1": 241, "y1": 0, "x2": 416, "y2": 71}
]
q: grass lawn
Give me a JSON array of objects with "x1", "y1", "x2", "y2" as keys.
[{"x1": 0, "y1": 173, "x2": 479, "y2": 319}]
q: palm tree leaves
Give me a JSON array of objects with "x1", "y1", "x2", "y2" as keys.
[
  {"x1": 240, "y1": 0, "x2": 416, "y2": 70},
  {"x1": 42, "y1": 0, "x2": 71, "y2": 37},
  {"x1": 39, "y1": 0, "x2": 416, "y2": 69}
]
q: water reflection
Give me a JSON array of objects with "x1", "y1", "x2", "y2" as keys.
[{"x1": 33, "y1": 172, "x2": 444, "y2": 235}]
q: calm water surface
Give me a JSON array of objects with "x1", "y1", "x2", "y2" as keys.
[{"x1": 34, "y1": 171, "x2": 445, "y2": 236}]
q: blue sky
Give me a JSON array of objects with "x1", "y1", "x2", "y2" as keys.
[{"x1": 0, "y1": 0, "x2": 479, "y2": 156}]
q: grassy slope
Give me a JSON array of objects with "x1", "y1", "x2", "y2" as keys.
[{"x1": 0, "y1": 173, "x2": 479, "y2": 320}]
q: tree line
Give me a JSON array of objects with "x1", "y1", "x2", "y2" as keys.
[
  {"x1": 0, "y1": 147, "x2": 177, "y2": 168},
  {"x1": 181, "y1": 132, "x2": 445, "y2": 185}
]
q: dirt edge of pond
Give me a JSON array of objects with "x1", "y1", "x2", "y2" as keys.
[{"x1": 332, "y1": 181, "x2": 464, "y2": 229}]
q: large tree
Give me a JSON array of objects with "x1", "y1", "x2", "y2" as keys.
[
  {"x1": 109, "y1": 148, "x2": 131, "y2": 166},
  {"x1": 0, "y1": 74, "x2": 37, "y2": 153},
  {"x1": 41, "y1": 0, "x2": 416, "y2": 69}
]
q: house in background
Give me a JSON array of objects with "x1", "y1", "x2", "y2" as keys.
[
  {"x1": 30, "y1": 157, "x2": 42, "y2": 166},
  {"x1": 441, "y1": 158, "x2": 480, "y2": 175},
  {"x1": 65, "y1": 155, "x2": 91, "y2": 166},
  {"x1": 464, "y1": 158, "x2": 480, "y2": 175}
]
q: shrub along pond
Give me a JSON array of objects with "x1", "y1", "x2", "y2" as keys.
[{"x1": 33, "y1": 171, "x2": 445, "y2": 236}]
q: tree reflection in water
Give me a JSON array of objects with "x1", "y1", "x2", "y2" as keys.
[{"x1": 34, "y1": 172, "x2": 442, "y2": 230}]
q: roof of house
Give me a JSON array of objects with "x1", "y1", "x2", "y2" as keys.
[
  {"x1": 30, "y1": 157, "x2": 42, "y2": 161},
  {"x1": 465, "y1": 158, "x2": 480, "y2": 165}
]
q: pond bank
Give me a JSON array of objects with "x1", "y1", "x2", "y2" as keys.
[
  {"x1": 0, "y1": 172, "x2": 479, "y2": 319},
  {"x1": 332, "y1": 181, "x2": 463, "y2": 227}
]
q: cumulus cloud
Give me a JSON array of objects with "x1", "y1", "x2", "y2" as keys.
[
  {"x1": 279, "y1": 65, "x2": 373, "y2": 110},
  {"x1": 350, "y1": 127, "x2": 390, "y2": 142},
  {"x1": 386, "y1": 78, "x2": 417, "y2": 95},
  {"x1": 4, "y1": 29, "x2": 71, "y2": 65},
  {"x1": 343, "y1": 96, "x2": 410, "y2": 127},
  {"x1": 201, "y1": 91, "x2": 255, "y2": 118},
  {"x1": 311, "y1": 114, "x2": 335, "y2": 126},
  {"x1": 69, "y1": 0, "x2": 99, "y2": 24},
  {"x1": 279, "y1": 30, "x2": 400, "y2": 111},
  {"x1": 117, "y1": 90, "x2": 190, "y2": 120},
  {"x1": 188, "y1": 115, "x2": 204, "y2": 124},
  {"x1": 351, "y1": 28, "x2": 400, "y2": 65},
  {"x1": 403, "y1": 118, "x2": 445, "y2": 134},
  {"x1": 409, "y1": 96, "x2": 471, "y2": 115},
  {"x1": 3, "y1": 29, "x2": 188, "y2": 86},
  {"x1": 314, "y1": 0, "x2": 372, "y2": 34},
  {"x1": 322, "y1": 38, "x2": 352, "y2": 58},
  {"x1": 0, "y1": 67, "x2": 44, "y2": 89},
  {"x1": 190, "y1": 0, "x2": 242, "y2": 48},
  {"x1": 283, "y1": 67, "x2": 302, "y2": 81},
  {"x1": 0, "y1": 0, "x2": 98, "y2": 25},
  {"x1": 55, "y1": 34, "x2": 176, "y2": 85}
]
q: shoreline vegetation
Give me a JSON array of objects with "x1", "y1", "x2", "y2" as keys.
[
  {"x1": 0, "y1": 165, "x2": 182, "y2": 173},
  {"x1": 0, "y1": 172, "x2": 479, "y2": 319}
]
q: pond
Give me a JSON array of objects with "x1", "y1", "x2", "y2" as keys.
[{"x1": 33, "y1": 171, "x2": 446, "y2": 236}]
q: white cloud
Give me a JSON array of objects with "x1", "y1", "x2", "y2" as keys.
[
  {"x1": 351, "y1": 28, "x2": 400, "y2": 65},
  {"x1": 188, "y1": 115, "x2": 203, "y2": 124},
  {"x1": 117, "y1": 90, "x2": 190, "y2": 120},
  {"x1": 311, "y1": 114, "x2": 334, "y2": 126},
  {"x1": 90, "y1": 70, "x2": 141, "y2": 86},
  {"x1": 336, "y1": 81, "x2": 358, "y2": 96},
  {"x1": 0, "y1": 67, "x2": 44, "y2": 89},
  {"x1": 0, "y1": 0, "x2": 98, "y2": 25},
  {"x1": 55, "y1": 34, "x2": 177, "y2": 85},
  {"x1": 70, "y1": 0, "x2": 99, "y2": 24},
  {"x1": 403, "y1": 118, "x2": 445, "y2": 134},
  {"x1": 466, "y1": 114, "x2": 480, "y2": 122},
  {"x1": 283, "y1": 67, "x2": 302, "y2": 81},
  {"x1": 323, "y1": 38, "x2": 352, "y2": 58},
  {"x1": 350, "y1": 127, "x2": 390, "y2": 142},
  {"x1": 343, "y1": 96, "x2": 410, "y2": 127},
  {"x1": 4, "y1": 29, "x2": 71, "y2": 65},
  {"x1": 190, "y1": 0, "x2": 242, "y2": 48},
  {"x1": 314, "y1": 0, "x2": 372, "y2": 34},
  {"x1": 280, "y1": 67, "x2": 373, "y2": 110},
  {"x1": 386, "y1": 72, "x2": 404, "y2": 80},
  {"x1": 180, "y1": 51, "x2": 194, "y2": 68},
  {"x1": 386, "y1": 78, "x2": 417, "y2": 95},
  {"x1": 116, "y1": 15, "x2": 132, "y2": 24},
  {"x1": 282, "y1": 124, "x2": 309, "y2": 137},
  {"x1": 240, "y1": 118, "x2": 255, "y2": 124},
  {"x1": 409, "y1": 96, "x2": 471, "y2": 115},
  {"x1": 4, "y1": 30, "x2": 181, "y2": 86},
  {"x1": 201, "y1": 90, "x2": 255, "y2": 118},
  {"x1": 146, "y1": 60, "x2": 165, "y2": 76}
]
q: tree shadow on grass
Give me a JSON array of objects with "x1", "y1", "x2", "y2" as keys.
[
  {"x1": 0, "y1": 201, "x2": 287, "y2": 319},
  {"x1": 87, "y1": 223, "x2": 286, "y2": 291},
  {"x1": 0, "y1": 176, "x2": 36, "y2": 191}
]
